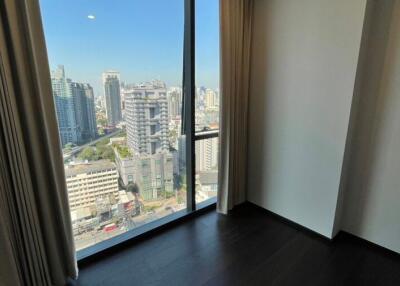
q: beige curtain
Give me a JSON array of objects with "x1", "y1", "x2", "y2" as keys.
[
  {"x1": 0, "y1": 1, "x2": 77, "y2": 285},
  {"x1": 217, "y1": 0, "x2": 254, "y2": 213}
]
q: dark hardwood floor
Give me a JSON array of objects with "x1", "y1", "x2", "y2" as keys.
[{"x1": 78, "y1": 203, "x2": 400, "y2": 286}]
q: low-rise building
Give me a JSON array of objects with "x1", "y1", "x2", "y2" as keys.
[
  {"x1": 65, "y1": 160, "x2": 119, "y2": 211},
  {"x1": 114, "y1": 145, "x2": 135, "y2": 185}
]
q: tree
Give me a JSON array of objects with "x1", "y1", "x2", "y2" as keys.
[
  {"x1": 64, "y1": 142, "x2": 74, "y2": 150},
  {"x1": 78, "y1": 147, "x2": 98, "y2": 161},
  {"x1": 116, "y1": 145, "x2": 132, "y2": 158},
  {"x1": 127, "y1": 183, "x2": 139, "y2": 194},
  {"x1": 99, "y1": 147, "x2": 115, "y2": 161},
  {"x1": 96, "y1": 138, "x2": 110, "y2": 147},
  {"x1": 173, "y1": 173, "x2": 182, "y2": 190},
  {"x1": 76, "y1": 138, "x2": 115, "y2": 162},
  {"x1": 97, "y1": 118, "x2": 107, "y2": 127}
]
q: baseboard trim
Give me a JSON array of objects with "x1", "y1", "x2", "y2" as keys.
[
  {"x1": 242, "y1": 202, "x2": 399, "y2": 257},
  {"x1": 242, "y1": 201, "x2": 333, "y2": 241},
  {"x1": 337, "y1": 230, "x2": 400, "y2": 257}
]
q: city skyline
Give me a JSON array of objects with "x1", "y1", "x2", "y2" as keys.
[
  {"x1": 39, "y1": 0, "x2": 220, "y2": 252},
  {"x1": 39, "y1": 0, "x2": 220, "y2": 96}
]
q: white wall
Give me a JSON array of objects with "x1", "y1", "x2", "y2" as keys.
[
  {"x1": 339, "y1": 0, "x2": 400, "y2": 253},
  {"x1": 247, "y1": 0, "x2": 367, "y2": 238}
]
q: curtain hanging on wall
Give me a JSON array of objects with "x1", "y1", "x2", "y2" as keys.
[
  {"x1": 217, "y1": 0, "x2": 254, "y2": 213},
  {"x1": 0, "y1": 1, "x2": 77, "y2": 285}
]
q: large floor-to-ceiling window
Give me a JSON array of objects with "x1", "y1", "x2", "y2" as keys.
[{"x1": 39, "y1": 0, "x2": 219, "y2": 258}]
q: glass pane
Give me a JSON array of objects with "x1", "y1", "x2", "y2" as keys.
[
  {"x1": 195, "y1": 0, "x2": 220, "y2": 132},
  {"x1": 195, "y1": 138, "x2": 219, "y2": 205},
  {"x1": 40, "y1": 0, "x2": 185, "y2": 251}
]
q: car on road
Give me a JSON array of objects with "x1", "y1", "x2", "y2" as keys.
[{"x1": 103, "y1": 223, "x2": 117, "y2": 233}]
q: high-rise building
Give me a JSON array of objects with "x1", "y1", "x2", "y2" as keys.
[
  {"x1": 178, "y1": 136, "x2": 186, "y2": 173},
  {"x1": 70, "y1": 82, "x2": 97, "y2": 141},
  {"x1": 124, "y1": 81, "x2": 173, "y2": 200},
  {"x1": 51, "y1": 65, "x2": 79, "y2": 146},
  {"x1": 52, "y1": 65, "x2": 98, "y2": 146},
  {"x1": 84, "y1": 85, "x2": 98, "y2": 139},
  {"x1": 196, "y1": 86, "x2": 206, "y2": 113},
  {"x1": 167, "y1": 87, "x2": 182, "y2": 120},
  {"x1": 103, "y1": 71, "x2": 122, "y2": 126},
  {"x1": 205, "y1": 88, "x2": 217, "y2": 108},
  {"x1": 196, "y1": 137, "x2": 218, "y2": 171},
  {"x1": 125, "y1": 81, "x2": 169, "y2": 154}
]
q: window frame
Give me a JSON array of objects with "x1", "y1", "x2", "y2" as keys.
[{"x1": 76, "y1": 0, "x2": 219, "y2": 262}]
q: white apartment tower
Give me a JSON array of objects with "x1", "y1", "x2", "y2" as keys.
[
  {"x1": 125, "y1": 82, "x2": 169, "y2": 154},
  {"x1": 124, "y1": 81, "x2": 173, "y2": 200},
  {"x1": 205, "y1": 88, "x2": 218, "y2": 109},
  {"x1": 196, "y1": 137, "x2": 219, "y2": 171}
]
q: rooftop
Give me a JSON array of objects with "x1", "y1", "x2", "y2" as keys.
[{"x1": 65, "y1": 160, "x2": 116, "y2": 177}]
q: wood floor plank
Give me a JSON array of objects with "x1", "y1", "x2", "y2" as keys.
[{"x1": 78, "y1": 203, "x2": 400, "y2": 286}]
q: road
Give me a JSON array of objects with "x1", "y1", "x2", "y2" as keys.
[
  {"x1": 63, "y1": 129, "x2": 123, "y2": 161},
  {"x1": 74, "y1": 204, "x2": 185, "y2": 251}
]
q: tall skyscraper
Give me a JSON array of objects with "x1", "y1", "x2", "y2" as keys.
[
  {"x1": 205, "y1": 88, "x2": 217, "y2": 108},
  {"x1": 167, "y1": 87, "x2": 182, "y2": 120},
  {"x1": 103, "y1": 71, "x2": 122, "y2": 126},
  {"x1": 70, "y1": 83, "x2": 97, "y2": 141},
  {"x1": 125, "y1": 81, "x2": 169, "y2": 154},
  {"x1": 52, "y1": 65, "x2": 97, "y2": 146},
  {"x1": 196, "y1": 86, "x2": 206, "y2": 113},
  {"x1": 196, "y1": 137, "x2": 218, "y2": 171},
  {"x1": 84, "y1": 84, "x2": 98, "y2": 139},
  {"x1": 51, "y1": 65, "x2": 79, "y2": 146},
  {"x1": 124, "y1": 81, "x2": 173, "y2": 200}
]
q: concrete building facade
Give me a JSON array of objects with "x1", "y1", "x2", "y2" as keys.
[
  {"x1": 124, "y1": 81, "x2": 173, "y2": 200},
  {"x1": 65, "y1": 161, "x2": 119, "y2": 211}
]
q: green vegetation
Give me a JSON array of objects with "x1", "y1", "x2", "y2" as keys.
[
  {"x1": 112, "y1": 129, "x2": 126, "y2": 138},
  {"x1": 97, "y1": 127, "x2": 105, "y2": 136},
  {"x1": 126, "y1": 183, "x2": 139, "y2": 194},
  {"x1": 97, "y1": 118, "x2": 107, "y2": 127},
  {"x1": 63, "y1": 142, "x2": 75, "y2": 152},
  {"x1": 165, "y1": 191, "x2": 175, "y2": 199},
  {"x1": 143, "y1": 204, "x2": 161, "y2": 213},
  {"x1": 169, "y1": 129, "x2": 178, "y2": 141},
  {"x1": 77, "y1": 138, "x2": 115, "y2": 162},
  {"x1": 65, "y1": 142, "x2": 75, "y2": 149},
  {"x1": 174, "y1": 173, "x2": 184, "y2": 190},
  {"x1": 97, "y1": 146, "x2": 115, "y2": 161},
  {"x1": 114, "y1": 145, "x2": 132, "y2": 158},
  {"x1": 96, "y1": 138, "x2": 110, "y2": 147},
  {"x1": 78, "y1": 147, "x2": 97, "y2": 160},
  {"x1": 177, "y1": 189, "x2": 186, "y2": 204}
]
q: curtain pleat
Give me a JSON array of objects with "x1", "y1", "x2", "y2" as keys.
[
  {"x1": 0, "y1": 1, "x2": 77, "y2": 285},
  {"x1": 217, "y1": 0, "x2": 253, "y2": 213}
]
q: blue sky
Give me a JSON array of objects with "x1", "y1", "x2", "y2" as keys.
[{"x1": 39, "y1": 0, "x2": 220, "y2": 96}]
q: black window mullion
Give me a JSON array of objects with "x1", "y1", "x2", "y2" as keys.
[{"x1": 183, "y1": 0, "x2": 196, "y2": 212}]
